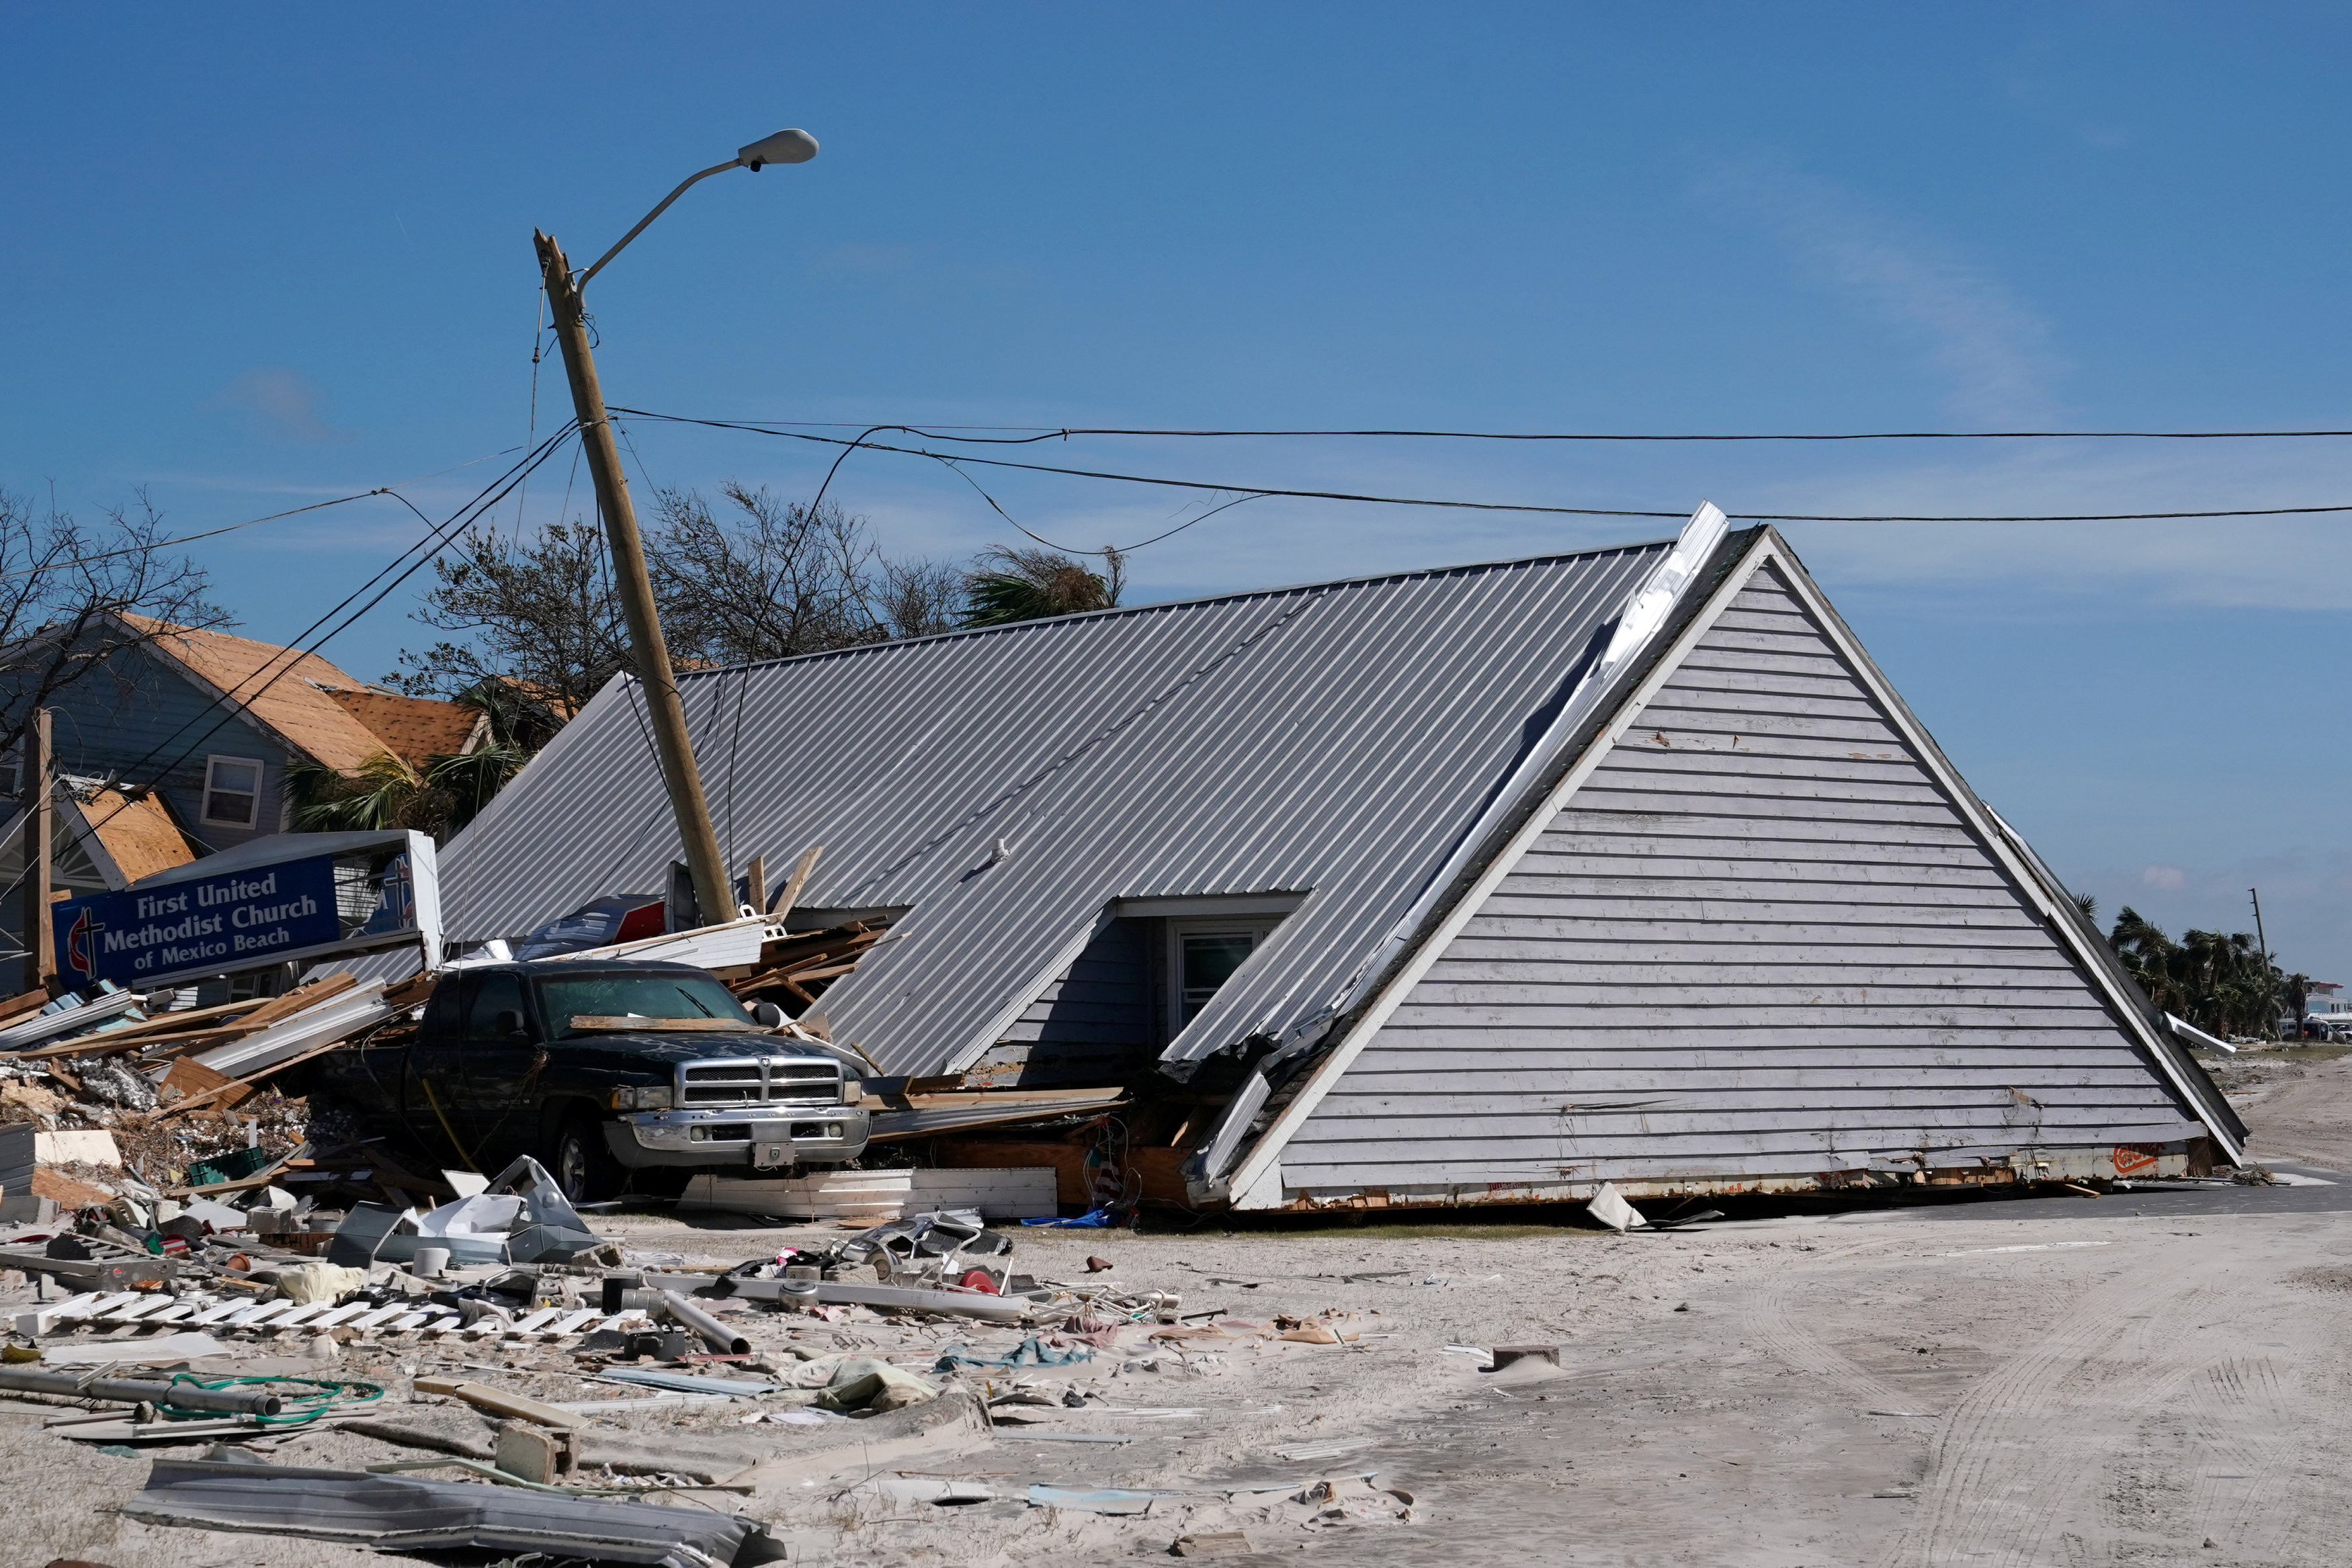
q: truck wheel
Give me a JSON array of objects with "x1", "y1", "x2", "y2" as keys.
[{"x1": 552, "y1": 1112, "x2": 625, "y2": 1204}]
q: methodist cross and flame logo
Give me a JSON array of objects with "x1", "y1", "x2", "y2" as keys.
[{"x1": 62, "y1": 906, "x2": 103, "y2": 980}]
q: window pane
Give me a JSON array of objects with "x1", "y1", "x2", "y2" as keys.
[
  {"x1": 210, "y1": 759, "x2": 260, "y2": 793},
  {"x1": 1179, "y1": 931, "x2": 1258, "y2": 1022},
  {"x1": 205, "y1": 789, "x2": 257, "y2": 826},
  {"x1": 537, "y1": 971, "x2": 752, "y2": 1037},
  {"x1": 464, "y1": 973, "x2": 527, "y2": 1041}
]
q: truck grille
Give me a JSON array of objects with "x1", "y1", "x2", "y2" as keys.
[{"x1": 677, "y1": 1057, "x2": 839, "y2": 1107}]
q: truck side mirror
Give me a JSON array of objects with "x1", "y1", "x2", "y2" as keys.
[
  {"x1": 751, "y1": 1000, "x2": 785, "y2": 1029},
  {"x1": 493, "y1": 1008, "x2": 528, "y2": 1042}
]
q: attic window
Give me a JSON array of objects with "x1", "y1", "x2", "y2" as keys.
[
  {"x1": 1167, "y1": 915, "x2": 1284, "y2": 1033},
  {"x1": 201, "y1": 754, "x2": 263, "y2": 828}
]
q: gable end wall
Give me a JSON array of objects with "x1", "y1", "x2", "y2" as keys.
[{"x1": 1277, "y1": 561, "x2": 2209, "y2": 1193}]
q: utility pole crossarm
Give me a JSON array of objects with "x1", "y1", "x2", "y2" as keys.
[{"x1": 534, "y1": 230, "x2": 733, "y2": 928}]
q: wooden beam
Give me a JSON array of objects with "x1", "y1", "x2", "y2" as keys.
[
  {"x1": 0, "y1": 988, "x2": 54, "y2": 1027},
  {"x1": 769, "y1": 844, "x2": 821, "y2": 918},
  {"x1": 155, "y1": 1031, "x2": 360, "y2": 1120}
]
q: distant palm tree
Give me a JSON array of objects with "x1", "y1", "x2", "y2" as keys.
[
  {"x1": 960, "y1": 546, "x2": 1125, "y2": 627},
  {"x1": 2107, "y1": 905, "x2": 2283, "y2": 1039}
]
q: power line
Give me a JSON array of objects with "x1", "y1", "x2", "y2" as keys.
[
  {"x1": 607, "y1": 413, "x2": 2352, "y2": 443},
  {"x1": 92, "y1": 431, "x2": 579, "y2": 803},
  {"x1": 0, "y1": 443, "x2": 527, "y2": 583},
  {"x1": 610, "y1": 408, "x2": 2352, "y2": 527}
]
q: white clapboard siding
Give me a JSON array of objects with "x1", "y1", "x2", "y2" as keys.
[
  {"x1": 1282, "y1": 561, "x2": 2206, "y2": 1190},
  {"x1": 679, "y1": 1168, "x2": 913, "y2": 1221},
  {"x1": 969, "y1": 918, "x2": 1157, "y2": 1086},
  {"x1": 677, "y1": 1166, "x2": 1057, "y2": 1220},
  {"x1": 911, "y1": 1167, "x2": 1060, "y2": 1218}
]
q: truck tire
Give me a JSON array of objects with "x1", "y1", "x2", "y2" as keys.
[{"x1": 552, "y1": 1110, "x2": 626, "y2": 1204}]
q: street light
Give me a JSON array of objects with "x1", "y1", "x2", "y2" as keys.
[{"x1": 534, "y1": 130, "x2": 818, "y2": 928}]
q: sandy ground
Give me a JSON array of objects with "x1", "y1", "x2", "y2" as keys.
[
  {"x1": 10, "y1": 1070, "x2": 2352, "y2": 1567},
  {"x1": 2212, "y1": 1046, "x2": 2352, "y2": 1169}
]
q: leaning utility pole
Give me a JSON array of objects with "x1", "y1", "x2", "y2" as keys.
[
  {"x1": 534, "y1": 231, "x2": 732, "y2": 928},
  {"x1": 2250, "y1": 886, "x2": 2275, "y2": 1037},
  {"x1": 19, "y1": 708, "x2": 52, "y2": 994}
]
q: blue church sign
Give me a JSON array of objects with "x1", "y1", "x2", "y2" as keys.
[{"x1": 50, "y1": 830, "x2": 442, "y2": 990}]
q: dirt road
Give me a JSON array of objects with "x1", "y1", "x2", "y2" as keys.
[{"x1": 1355, "y1": 1196, "x2": 2352, "y2": 1568}]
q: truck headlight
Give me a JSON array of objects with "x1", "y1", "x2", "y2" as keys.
[
  {"x1": 839, "y1": 1078, "x2": 862, "y2": 1105},
  {"x1": 609, "y1": 1086, "x2": 674, "y2": 1110}
]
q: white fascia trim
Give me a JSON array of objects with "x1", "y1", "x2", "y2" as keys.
[
  {"x1": 940, "y1": 906, "x2": 1114, "y2": 1074},
  {"x1": 58, "y1": 795, "x2": 128, "y2": 891},
  {"x1": 1226, "y1": 530, "x2": 1774, "y2": 1206},
  {"x1": 2167, "y1": 1012, "x2": 2236, "y2": 1055},
  {"x1": 1114, "y1": 892, "x2": 1308, "y2": 920},
  {"x1": 1751, "y1": 543, "x2": 2249, "y2": 1167}
]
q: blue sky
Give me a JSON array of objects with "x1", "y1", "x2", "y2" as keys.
[{"x1": 5, "y1": 5, "x2": 2349, "y2": 977}]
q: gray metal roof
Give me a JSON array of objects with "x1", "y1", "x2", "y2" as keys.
[{"x1": 435, "y1": 541, "x2": 1673, "y2": 1076}]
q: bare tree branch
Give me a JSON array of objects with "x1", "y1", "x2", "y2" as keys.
[{"x1": 0, "y1": 488, "x2": 233, "y2": 757}]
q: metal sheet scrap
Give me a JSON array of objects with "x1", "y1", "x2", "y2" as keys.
[{"x1": 122, "y1": 1456, "x2": 752, "y2": 1568}]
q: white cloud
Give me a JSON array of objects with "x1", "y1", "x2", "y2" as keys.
[
  {"x1": 206, "y1": 366, "x2": 351, "y2": 443},
  {"x1": 1700, "y1": 157, "x2": 2064, "y2": 426},
  {"x1": 2141, "y1": 864, "x2": 2187, "y2": 891}
]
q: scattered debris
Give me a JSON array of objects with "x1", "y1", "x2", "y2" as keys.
[
  {"x1": 122, "y1": 1456, "x2": 755, "y2": 1567},
  {"x1": 1586, "y1": 1182, "x2": 1648, "y2": 1232}
]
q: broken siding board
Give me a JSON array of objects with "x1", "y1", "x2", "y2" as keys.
[
  {"x1": 1308, "y1": 1087, "x2": 2192, "y2": 1121},
  {"x1": 1280, "y1": 1143, "x2": 2201, "y2": 1186},
  {"x1": 1283, "y1": 558, "x2": 2213, "y2": 1196}
]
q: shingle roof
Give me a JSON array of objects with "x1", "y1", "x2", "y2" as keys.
[
  {"x1": 435, "y1": 542, "x2": 1674, "y2": 1076},
  {"x1": 119, "y1": 613, "x2": 391, "y2": 772},
  {"x1": 327, "y1": 691, "x2": 483, "y2": 769}
]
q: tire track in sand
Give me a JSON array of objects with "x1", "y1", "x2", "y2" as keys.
[{"x1": 1888, "y1": 1252, "x2": 2229, "y2": 1568}]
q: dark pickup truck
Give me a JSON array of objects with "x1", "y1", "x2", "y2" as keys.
[{"x1": 317, "y1": 959, "x2": 870, "y2": 1201}]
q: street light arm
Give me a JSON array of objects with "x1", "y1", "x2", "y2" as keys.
[{"x1": 575, "y1": 159, "x2": 744, "y2": 292}]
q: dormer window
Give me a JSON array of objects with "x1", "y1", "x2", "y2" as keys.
[{"x1": 1167, "y1": 917, "x2": 1284, "y2": 1033}]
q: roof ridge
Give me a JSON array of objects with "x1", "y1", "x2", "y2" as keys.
[{"x1": 659, "y1": 535, "x2": 1683, "y2": 685}]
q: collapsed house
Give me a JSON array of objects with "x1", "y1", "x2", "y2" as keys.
[{"x1": 428, "y1": 507, "x2": 2246, "y2": 1211}]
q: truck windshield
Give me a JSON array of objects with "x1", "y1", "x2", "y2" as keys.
[{"x1": 536, "y1": 971, "x2": 755, "y2": 1038}]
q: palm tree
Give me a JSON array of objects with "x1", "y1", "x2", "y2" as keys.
[
  {"x1": 286, "y1": 752, "x2": 443, "y2": 836},
  {"x1": 2108, "y1": 906, "x2": 2284, "y2": 1039},
  {"x1": 959, "y1": 546, "x2": 1125, "y2": 627}
]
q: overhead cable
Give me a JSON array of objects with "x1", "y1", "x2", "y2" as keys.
[
  {"x1": 0, "y1": 444, "x2": 528, "y2": 584},
  {"x1": 610, "y1": 409, "x2": 2352, "y2": 526},
  {"x1": 608, "y1": 413, "x2": 2352, "y2": 443},
  {"x1": 96, "y1": 429, "x2": 579, "y2": 801}
]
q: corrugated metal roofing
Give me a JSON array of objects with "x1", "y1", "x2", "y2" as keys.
[{"x1": 435, "y1": 541, "x2": 1672, "y2": 1076}]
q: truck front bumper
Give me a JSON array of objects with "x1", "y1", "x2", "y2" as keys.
[{"x1": 602, "y1": 1104, "x2": 872, "y2": 1170}]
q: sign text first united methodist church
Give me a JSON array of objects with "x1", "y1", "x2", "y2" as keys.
[{"x1": 53, "y1": 856, "x2": 341, "y2": 989}]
